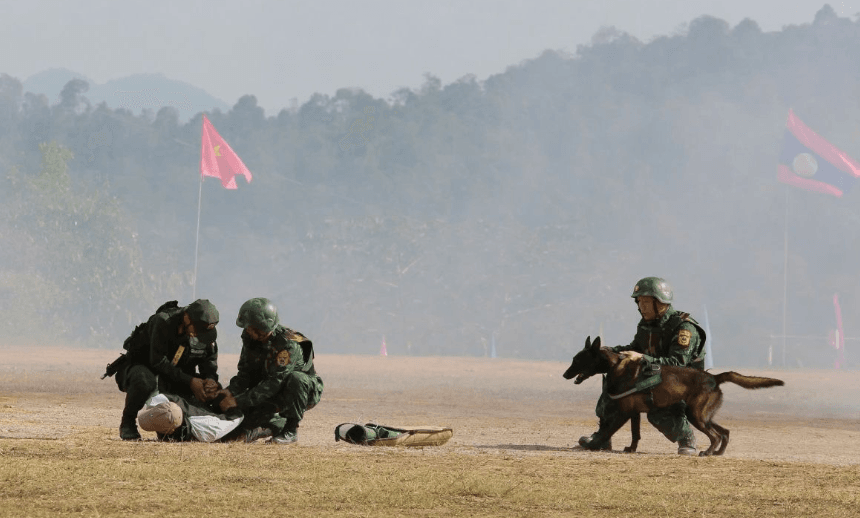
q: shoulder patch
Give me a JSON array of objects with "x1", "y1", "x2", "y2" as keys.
[
  {"x1": 284, "y1": 330, "x2": 308, "y2": 343},
  {"x1": 678, "y1": 329, "x2": 692, "y2": 347},
  {"x1": 171, "y1": 345, "x2": 186, "y2": 365},
  {"x1": 276, "y1": 349, "x2": 290, "y2": 367}
]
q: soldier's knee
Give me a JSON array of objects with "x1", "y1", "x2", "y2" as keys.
[
  {"x1": 646, "y1": 408, "x2": 671, "y2": 428},
  {"x1": 307, "y1": 376, "x2": 323, "y2": 410},
  {"x1": 647, "y1": 410, "x2": 690, "y2": 442},
  {"x1": 284, "y1": 371, "x2": 313, "y2": 394},
  {"x1": 125, "y1": 365, "x2": 157, "y2": 395},
  {"x1": 278, "y1": 373, "x2": 323, "y2": 413}
]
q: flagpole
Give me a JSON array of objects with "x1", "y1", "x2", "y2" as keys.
[
  {"x1": 702, "y1": 304, "x2": 714, "y2": 369},
  {"x1": 193, "y1": 113, "x2": 253, "y2": 300},
  {"x1": 192, "y1": 168, "x2": 203, "y2": 300},
  {"x1": 781, "y1": 187, "x2": 789, "y2": 367}
]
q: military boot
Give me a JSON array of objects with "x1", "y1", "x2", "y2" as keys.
[
  {"x1": 578, "y1": 412, "x2": 631, "y2": 451},
  {"x1": 119, "y1": 411, "x2": 141, "y2": 441},
  {"x1": 677, "y1": 432, "x2": 697, "y2": 456},
  {"x1": 119, "y1": 392, "x2": 146, "y2": 441},
  {"x1": 578, "y1": 418, "x2": 613, "y2": 451},
  {"x1": 269, "y1": 418, "x2": 299, "y2": 445},
  {"x1": 243, "y1": 426, "x2": 274, "y2": 443},
  {"x1": 578, "y1": 432, "x2": 612, "y2": 451}
]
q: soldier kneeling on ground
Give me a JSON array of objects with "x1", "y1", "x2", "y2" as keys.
[
  {"x1": 578, "y1": 277, "x2": 707, "y2": 456},
  {"x1": 110, "y1": 299, "x2": 222, "y2": 441},
  {"x1": 216, "y1": 298, "x2": 324, "y2": 444}
]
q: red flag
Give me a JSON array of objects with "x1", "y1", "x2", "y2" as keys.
[
  {"x1": 200, "y1": 114, "x2": 252, "y2": 189},
  {"x1": 777, "y1": 109, "x2": 860, "y2": 197}
]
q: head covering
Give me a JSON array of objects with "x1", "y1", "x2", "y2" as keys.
[
  {"x1": 630, "y1": 277, "x2": 674, "y2": 304},
  {"x1": 186, "y1": 299, "x2": 219, "y2": 345},
  {"x1": 138, "y1": 401, "x2": 183, "y2": 434},
  {"x1": 235, "y1": 297, "x2": 279, "y2": 334}
]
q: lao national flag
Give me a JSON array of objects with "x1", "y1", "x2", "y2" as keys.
[
  {"x1": 200, "y1": 114, "x2": 253, "y2": 189},
  {"x1": 777, "y1": 109, "x2": 860, "y2": 197}
]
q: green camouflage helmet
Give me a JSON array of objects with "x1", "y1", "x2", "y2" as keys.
[
  {"x1": 631, "y1": 277, "x2": 673, "y2": 304},
  {"x1": 236, "y1": 297, "x2": 279, "y2": 334}
]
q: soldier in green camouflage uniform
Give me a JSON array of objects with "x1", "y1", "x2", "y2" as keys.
[
  {"x1": 218, "y1": 298, "x2": 323, "y2": 444},
  {"x1": 579, "y1": 277, "x2": 707, "y2": 455}
]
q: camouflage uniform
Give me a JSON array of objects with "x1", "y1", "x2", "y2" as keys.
[
  {"x1": 582, "y1": 278, "x2": 706, "y2": 452},
  {"x1": 115, "y1": 299, "x2": 220, "y2": 440},
  {"x1": 597, "y1": 306, "x2": 705, "y2": 442},
  {"x1": 226, "y1": 324, "x2": 323, "y2": 437}
]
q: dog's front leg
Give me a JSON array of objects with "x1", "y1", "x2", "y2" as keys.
[{"x1": 624, "y1": 413, "x2": 640, "y2": 453}]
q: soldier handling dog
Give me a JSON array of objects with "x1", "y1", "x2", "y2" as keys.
[
  {"x1": 578, "y1": 277, "x2": 707, "y2": 455},
  {"x1": 105, "y1": 280, "x2": 714, "y2": 453}
]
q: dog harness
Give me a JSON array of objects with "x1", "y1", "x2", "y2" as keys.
[{"x1": 608, "y1": 363, "x2": 662, "y2": 400}]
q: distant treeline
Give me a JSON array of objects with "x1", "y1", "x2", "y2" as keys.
[{"x1": 1, "y1": 5, "x2": 858, "y2": 367}]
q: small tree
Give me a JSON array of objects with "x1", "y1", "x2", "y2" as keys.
[{"x1": 0, "y1": 142, "x2": 152, "y2": 345}]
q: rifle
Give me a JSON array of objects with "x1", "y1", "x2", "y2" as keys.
[{"x1": 101, "y1": 353, "x2": 129, "y2": 380}]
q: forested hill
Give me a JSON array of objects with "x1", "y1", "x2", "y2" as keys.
[{"x1": 1, "y1": 5, "x2": 859, "y2": 368}]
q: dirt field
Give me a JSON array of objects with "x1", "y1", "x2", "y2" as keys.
[{"x1": 1, "y1": 345, "x2": 858, "y2": 464}]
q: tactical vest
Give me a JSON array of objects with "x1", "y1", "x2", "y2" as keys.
[
  {"x1": 122, "y1": 301, "x2": 182, "y2": 362},
  {"x1": 281, "y1": 327, "x2": 317, "y2": 376},
  {"x1": 639, "y1": 310, "x2": 707, "y2": 369}
]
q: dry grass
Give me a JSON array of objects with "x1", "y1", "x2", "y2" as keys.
[
  {"x1": 1, "y1": 434, "x2": 858, "y2": 517},
  {"x1": 1, "y1": 346, "x2": 859, "y2": 517}
]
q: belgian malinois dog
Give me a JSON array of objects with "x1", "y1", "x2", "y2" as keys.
[{"x1": 563, "y1": 336, "x2": 784, "y2": 456}]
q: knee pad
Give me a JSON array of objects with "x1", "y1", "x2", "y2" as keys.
[{"x1": 138, "y1": 402, "x2": 183, "y2": 434}]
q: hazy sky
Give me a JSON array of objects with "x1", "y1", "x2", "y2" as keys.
[{"x1": 2, "y1": 0, "x2": 855, "y2": 114}]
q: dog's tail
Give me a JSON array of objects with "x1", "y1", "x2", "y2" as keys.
[{"x1": 714, "y1": 372, "x2": 785, "y2": 389}]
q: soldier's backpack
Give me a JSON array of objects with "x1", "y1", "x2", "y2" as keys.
[{"x1": 122, "y1": 300, "x2": 182, "y2": 359}]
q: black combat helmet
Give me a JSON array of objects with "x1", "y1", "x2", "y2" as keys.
[
  {"x1": 185, "y1": 299, "x2": 219, "y2": 345},
  {"x1": 236, "y1": 297, "x2": 279, "y2": 334},
  {"x1": 630, "y1": 277, "x2": 673, "y2": 304}
]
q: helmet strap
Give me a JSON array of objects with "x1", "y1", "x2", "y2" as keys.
[{"x1": 636, "y1": 298, "x2": 669, "y2": 321}]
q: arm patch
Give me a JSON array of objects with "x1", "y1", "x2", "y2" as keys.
[
  {"x1": 276, "y1": 349, "x2": 290, "y2": 367},
  {"x1": 678, "y1": 329, "x2": 692, "y2": 347}
]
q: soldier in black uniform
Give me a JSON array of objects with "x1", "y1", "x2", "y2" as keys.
[
  {"x1": 218, "y1": 298, "x2": 323, "y2": 444},
  {"x1": 114, "y1": 299, "x2": 221, "y2": 441}
]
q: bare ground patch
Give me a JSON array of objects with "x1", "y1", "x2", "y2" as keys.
[
  {"x1": 1, "y1": 346, "x2": 858, "y2": 464},
  {"x1": 2, "y1": 346, "x2": 859, "y2": 517}
]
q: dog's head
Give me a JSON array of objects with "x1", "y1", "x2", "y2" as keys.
[{"x1": 563, "y1": 336, "x2": 606, "y2": 384}]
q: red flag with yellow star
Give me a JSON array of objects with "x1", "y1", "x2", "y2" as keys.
[{"x1": 200, "y1": 114, "x2": 252, "y2": 189}]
